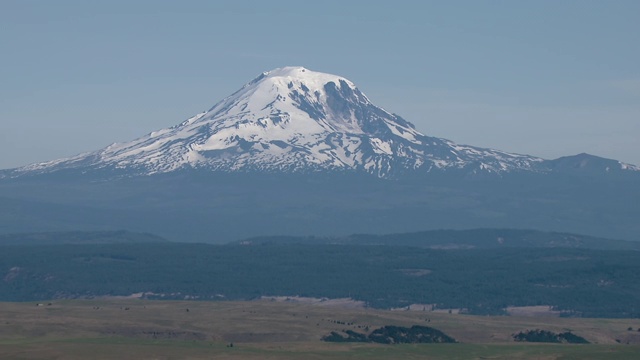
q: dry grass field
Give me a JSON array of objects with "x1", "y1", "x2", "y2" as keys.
[{"x1": 1, "y1": 299, "x2": 639, "y2": 359}]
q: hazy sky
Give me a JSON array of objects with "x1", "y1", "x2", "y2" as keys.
[{"x1": 1, "y1": 0, "x2": 639, "y2": 169}]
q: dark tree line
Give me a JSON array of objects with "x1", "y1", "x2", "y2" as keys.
[{"x1": 0, "y1": 243, "x2": 639, "y2": 318}]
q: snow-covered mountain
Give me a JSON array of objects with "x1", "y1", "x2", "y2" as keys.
[
  {"x1": 12, "y1": 66, "x2": 558, "y2": 178},
  {"x1": 1, "y1": 67, "x2": 639, "y2": 242}
]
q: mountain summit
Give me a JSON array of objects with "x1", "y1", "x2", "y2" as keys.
[{"x1": 15, "y1": 66, "x2": 552, "y2": 178}]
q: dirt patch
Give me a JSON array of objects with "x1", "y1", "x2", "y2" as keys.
[
  {"x1": 258, "y1": 296, "x2": 366, "y2": 309},
  {"x1": 102, "y1": 327, "x2": 207, "y2": 340},
  {"x1": 391, "y1": 303, "x2": 436, "y2": 311},
  {"x1": 506, "y1": 306, "x2": 562, "y2": 317}
]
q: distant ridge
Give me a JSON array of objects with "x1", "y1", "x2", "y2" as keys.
[
  {"x1": 235, "y1": 229, "x2": 640, "y2": 250},
  {"x1": 0, "y1": 230, "x2": 168, "y2": 245}
]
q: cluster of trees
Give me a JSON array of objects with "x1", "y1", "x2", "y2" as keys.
[
  {"x1": 513, "y1": 329, "x2": 589, "y2": 344},
  {"x1": 323, "y1": 330, "x2": 369, "y2": 343},
  {"x1": 323, "y1": 325, "x2": 456, "y2": 344},
  {"x1": 0, "y1": 243, "x2": 639, "y2": 317}
]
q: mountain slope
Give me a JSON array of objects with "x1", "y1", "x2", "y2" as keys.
[{"x1": 8, "y1": 66, "x2": 553, "y2": 178}]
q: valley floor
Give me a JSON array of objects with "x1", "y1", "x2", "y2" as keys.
[{"x1": 1, "y1": 299, "x2": 639, "y2": 359}]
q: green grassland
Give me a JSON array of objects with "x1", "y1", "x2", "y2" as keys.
[{"x1": 1, "y1": 299, "x2": 639, "y2": 359}]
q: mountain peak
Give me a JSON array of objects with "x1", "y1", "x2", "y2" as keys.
[
  {"x1": 9, "y1": 67, "x2": 566, "y2": 178},
  {"x1": 262, "y1": 66, "x2": 352, "y2": 85},
  {"x1": 241, "y1": 66, "x2": 356, "y2": 100},
  {"x1": 208, "y1": 66, "x2": 365, "y2": 130}
]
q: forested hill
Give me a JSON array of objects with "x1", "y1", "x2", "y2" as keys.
[{"x1": 1, "y1": 242, "x2": 639, "y2": 318}]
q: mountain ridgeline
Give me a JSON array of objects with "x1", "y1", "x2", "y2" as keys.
[
  {"x1": 0, "y1": 230, "x2": 167, "y2": 246},
  {"x1": 0, "y1": 67, "x2": 638, "y2": 242},
  {"x1": 237, "y1": 229, "x2": 640, "y2": 250}
]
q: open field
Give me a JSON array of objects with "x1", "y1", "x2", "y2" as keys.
[{"x1": 1, "y1": 299, "x2": 639, "y2": 359}]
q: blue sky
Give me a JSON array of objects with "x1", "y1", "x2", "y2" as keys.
[{"x1": 1, "y1": 0, "x2": 639, "y2": 169}]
